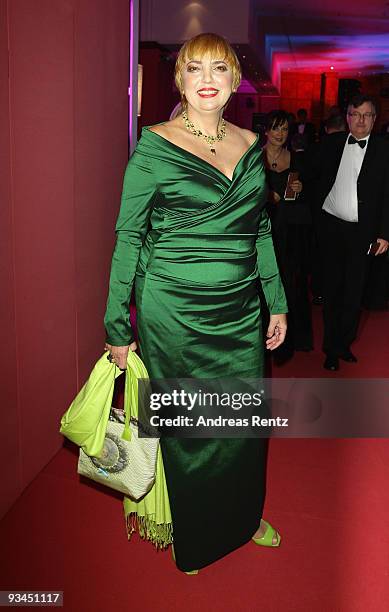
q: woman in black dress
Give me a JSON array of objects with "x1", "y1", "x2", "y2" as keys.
[{"x1": 263, "y1": 110, "x2": 313, "y2": 355}]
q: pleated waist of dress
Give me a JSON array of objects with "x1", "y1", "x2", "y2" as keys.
[{"x1": 137, "y1": 232, "x2": 258, "y2": 286}]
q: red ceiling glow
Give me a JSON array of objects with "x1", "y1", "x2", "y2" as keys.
[{"x1": 266, "y1": 33, "x2": 389, "y2": 88}]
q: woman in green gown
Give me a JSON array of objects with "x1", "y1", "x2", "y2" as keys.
[{"x1": 104, "y1": 33, "x2": 288, "y2": 573}]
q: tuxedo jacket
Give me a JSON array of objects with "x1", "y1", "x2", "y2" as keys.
[
  {"x1": 290, "y1": 121, "x2": 316, "y2": 146},
  {"x1": 311, "y1": 132, "x2": 389, "y2": 244}
]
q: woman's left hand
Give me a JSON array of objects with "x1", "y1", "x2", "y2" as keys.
[
  {"x1": 266, "y1": 314, "x2": 287, "y2": 350},
  {"x1": 290, "y1": 180, "x2": 303, "y2": 194}
]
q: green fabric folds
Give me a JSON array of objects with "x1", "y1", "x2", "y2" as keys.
[
  {"x1": 124, "y1": 447, "x2": 173, "y2": 549},
  {"x1": 60, "y1": 352, "x2": 123, "y2": 456},
  {"x1": 104, "y1": 128, "x2": 287, "y2": 570}
]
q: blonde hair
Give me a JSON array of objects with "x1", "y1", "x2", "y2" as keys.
[{"x1": 174, "y1": 33, "x2": 241, "y2": 101}]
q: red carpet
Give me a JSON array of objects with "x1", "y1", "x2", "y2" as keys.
[{"x1": 1, "y1": 306, "x2": 389, "y2": 612}]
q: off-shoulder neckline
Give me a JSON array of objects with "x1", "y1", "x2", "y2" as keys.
[{"x1": 142, "y1": 126, "x2": 260, "y2": 183}]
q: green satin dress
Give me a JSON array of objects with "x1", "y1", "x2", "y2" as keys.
[{"x1": 104, "y1": 127, "x2": 287, "y2": 572}]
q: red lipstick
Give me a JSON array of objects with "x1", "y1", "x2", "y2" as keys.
[{"x1": 197, "y1": 88, "x2": 219, "y2": 98}]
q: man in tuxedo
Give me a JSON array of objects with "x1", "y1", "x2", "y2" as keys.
[
  {"x1": 291, "y1": 108, "x2": 316, "y2": 147},
  {"x1": 314, "y1": 94, "x2": 389, "y2": 371}
]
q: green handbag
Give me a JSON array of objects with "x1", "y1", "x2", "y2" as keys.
[
  {"x1": 60, "y1": 350, "x2": 158, "y2": 498},
  {"x1": 78, "y1": 355, "x2": 158, "y2": 500},
  {"x1": 60, "y1": 350, "x2": 172, "y2": 545}
]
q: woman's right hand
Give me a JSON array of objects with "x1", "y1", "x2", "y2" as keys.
[{"x1": 104, "y1": 341, "x2": 138, "y2": 369}]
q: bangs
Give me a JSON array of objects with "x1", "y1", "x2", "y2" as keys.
[
  {"x1": 183, "y1": 34, "x2": 233, "y2": 64},
  {"x1": 175, "y1": 33, "x2": 241, "y2": 92},
  {"x1": 266, "y1": 110, "x2": 290, "y2": 131}
]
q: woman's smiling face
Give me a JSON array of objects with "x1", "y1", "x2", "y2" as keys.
[
  {"x1": 181, "y1": 55, "x2": 234, "y2": 113},
  {"x1": 266, "y1": 121, "x2": 289, "y2": 147}
]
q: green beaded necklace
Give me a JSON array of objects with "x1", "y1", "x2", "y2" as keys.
[{"x1": 182, "y1": 110, "x2": 227, "y2": 155}]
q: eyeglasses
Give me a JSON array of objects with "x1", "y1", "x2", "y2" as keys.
[{"x1": 347, "y1": 112, "x2": 375, "y2": 120}]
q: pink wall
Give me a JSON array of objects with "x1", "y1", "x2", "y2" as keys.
[
  {"x1": 0, "y1": 0, "x2": 129, "y2": 519},
  {"x1": 0, "y1": 0, "x2": 20, "y2": 513}
]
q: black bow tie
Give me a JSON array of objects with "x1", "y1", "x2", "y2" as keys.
[{"x1": 348, "y1": 135, "x2": 367, "y2": 148}]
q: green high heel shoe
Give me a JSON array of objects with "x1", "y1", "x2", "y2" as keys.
[
  {"x1": 171, "y1": 545, "x2": 199, "y2": 575},
  {"x1": 252, "y1": 519, "x2": 281, "y2": 547}
]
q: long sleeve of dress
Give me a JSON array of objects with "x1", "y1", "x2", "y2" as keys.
[
  {"x1": 256, "y1": 209, "x2": 288, "y2": 314},
  {"x1": 104, "y1": 151, "x2": 157, "y2": 345}
]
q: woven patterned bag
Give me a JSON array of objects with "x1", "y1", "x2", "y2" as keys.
[{"x1": 77, "y1": 403, "x2": 158, "y2": 500}]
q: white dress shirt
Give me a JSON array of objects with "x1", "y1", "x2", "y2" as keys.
[{"x1": 322, "y1": 133, "x2": 370, "y2": 222}]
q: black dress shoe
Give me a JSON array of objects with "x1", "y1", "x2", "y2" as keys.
[
  {"x1": 324, "y1": 355, "x2": 339, "y2": 371},
  {"x1": 312, "y1": 296, "x2": 324, "y2": 305},
  {"x1": 338, "y1": 350, "x2": 358, "y2": 363}
]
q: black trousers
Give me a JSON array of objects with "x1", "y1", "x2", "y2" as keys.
[
  {"x1": 311, "y1": 209, "x2": 324, "y2": 297},
  {"x1": 319, "y1": 210, "x2": 369, "y2": 356},
  {"x1": 363, "y1": 253, "x2": 389, "y2": 310},
  {"x1": 272, "y1": 221, "x2": 313, "y2": 351}
]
